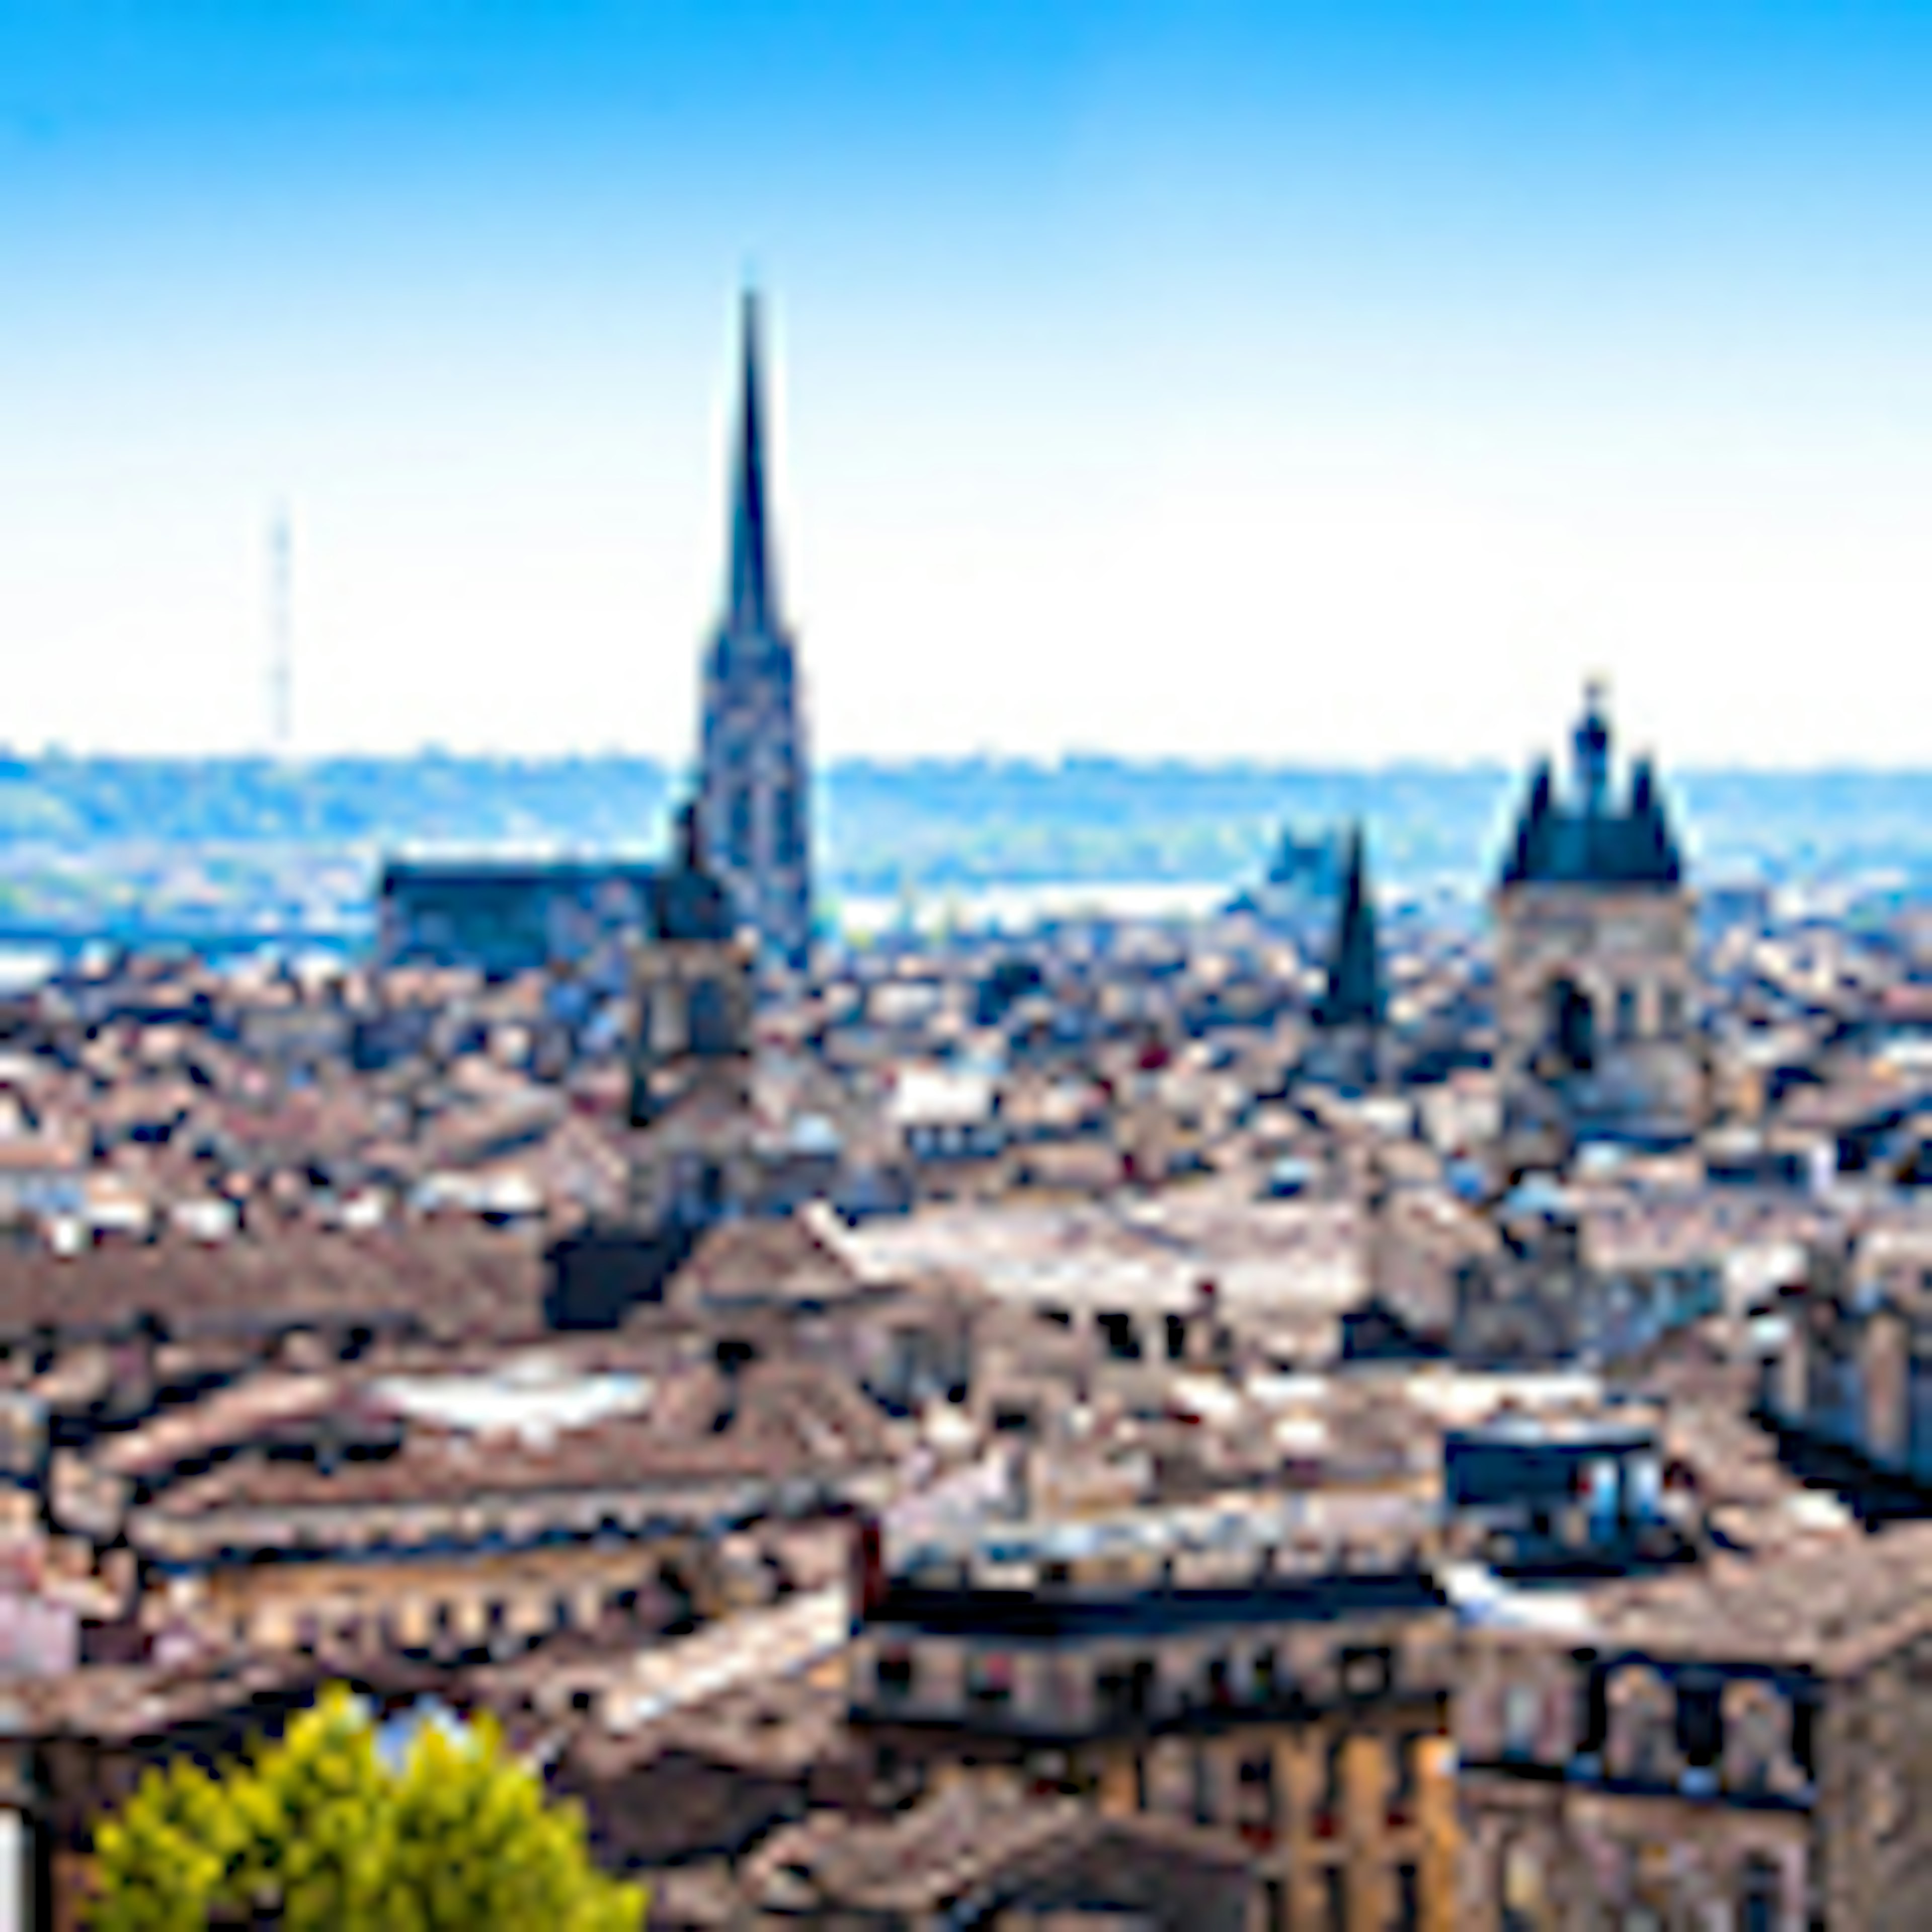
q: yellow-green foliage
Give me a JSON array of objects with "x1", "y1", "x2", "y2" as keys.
[{"x1": 88, "y1": 1685, "x2": 646, "y2": 1931}]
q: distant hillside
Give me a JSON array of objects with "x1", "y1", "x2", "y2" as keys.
[
  {"x1": 0, "y1": 755, "x2": 673, "y2": 852},
  {"x1": 0, "y1": 755, "x2": 1924, "y2": 942}
]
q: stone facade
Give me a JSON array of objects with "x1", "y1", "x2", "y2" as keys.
[
  {"x1": 1759, "y1": 1245, "x2": 1932, "y2": 1489},
  {"x1": 1456, "y1": 1529, "x2": 1932, "y2": 1930},
  {"x1": 849, "y1": 1559, "x2": 1462, "y2": 1930},
  {"x1": 625, "y1": 801, "x2": 761, "y2": 1228},
  {"x1": 1494, "y1": 882, "x2": 1704, "y2": 1168}
]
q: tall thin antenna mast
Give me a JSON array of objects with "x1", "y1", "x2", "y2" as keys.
[{"x1": 268, "y1": 505, "x2": 293, "y2": 759}]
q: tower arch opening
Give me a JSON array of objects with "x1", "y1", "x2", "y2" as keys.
[{"x1": 1547, "y1": 976, "x2": 1597, "y2": 1075}]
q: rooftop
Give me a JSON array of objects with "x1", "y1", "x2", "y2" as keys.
[{"x1": 1491, "y1": 1519, "x2": 1932, "y2": 1673}]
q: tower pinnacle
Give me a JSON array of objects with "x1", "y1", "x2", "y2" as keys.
[{"x1": 1574, "y1": 677, "x2": 1611, "y2": 818}]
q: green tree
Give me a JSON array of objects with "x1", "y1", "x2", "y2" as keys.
[{"x1": 88, "y1": 1686, "x2": 645, "y2": 1931}]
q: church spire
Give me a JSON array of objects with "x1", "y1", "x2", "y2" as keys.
[
  {"x1": 727, "y1": 287, "x2": 778, "y2": 635},
  {"x1": 1319, "y1": 822, "x2": 1383, "y2": 1031}
]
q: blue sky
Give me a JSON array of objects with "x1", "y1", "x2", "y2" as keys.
[{"x1": 5, "y1": 2, "x2": 1932, "y2": 765}]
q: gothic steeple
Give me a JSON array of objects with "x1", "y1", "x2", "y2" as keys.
[
  {"x1": 698, "y1": 287, "x2": 814, "y2": 976},
  {"x1": 1319, "y1": 822, "x2": 1383, "y2": 1031},
  {"x1": 727, "y1": 288, "x2": 778, "y2": 637}
]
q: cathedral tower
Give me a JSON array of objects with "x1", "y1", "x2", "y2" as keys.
[{"x1": 698, "y1": 290, "x2": 814, "y2": 975}]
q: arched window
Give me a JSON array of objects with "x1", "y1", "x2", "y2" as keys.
[
  {"x1": 1548, "y1": 977, "x2": 1596, "y2": 1072},
  {"x1": 1723, "y1": 1681, "x2": 1790, "y2": 1795},
  {"x1": 1607, "y1": 1666, "x2": 1682, "y2": 1785}
]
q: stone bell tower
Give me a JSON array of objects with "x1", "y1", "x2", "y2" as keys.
[
  {"x1": 1493, "y1": 683, "x2": 1704, "y2": 1174},
  {"x1": 626, "y1": 800, "x2": 760, "y2": 1227}
]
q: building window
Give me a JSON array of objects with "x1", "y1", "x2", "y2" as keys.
[
  {"x1": 1675, "y1": 1678, "x2": 1724, "y2": 1774},
  {"x1": 729, "y1": 785, "x2": 753, "y2": 866},
  {"x1": 1608, "y1": 1665, "x2": 1682, "y2": 1786},
  {"x1": 1789, "y1": 1687, "x2": 1817, "y2": 1782},
  {"x1": 1549, "y1": 976, "x2": 1596, "y2": 1073},
  {"x1": 1723, "y1": 1681, "x2": 1791, "y2": 1795},
  {"x1": 1738, "y1": 1853, "x2": 1781, "y2": 1932},
  {"x1": 1236, "y1": 1749, "x2": 1277, "y2": 1835},
  {"x1": 1389, "y1": 1732, "x2": 1422, "y2": 1819},
  {"x1": 965, "y1": 1652, "x2": 1013, "y2": 1710},
  {"x1": 1323, "y1": 1865, "x2": 1349, "y2": 1930},
  {"x1": 1395, "y1": 1864, "x2": 1420, "y2": 1932},
  {"x1": 1319, "y1": 1735, "x2": 1347, "y2": 1834},
  {"x1": 1146, "y1": 1738, "x2": 1193, "y2": 1819},
  {"x1": 1616, "y1": 985, "x2": 1638, "y2": 1041},
  {"x1": 1190, "y1": 1742, "x2": 1215, "y2": 1826},
  {"x1": 1251, "y1": 1645, "x2": 1281, "y2": 1706},
  {"x1": 1096, "y1": 1657, "x2": 1155, "y2": 1725},
  {"x1": 1503, "y1": 1682, "x2": 1542, "y2": 1761},
  {"x1": 1500, "y1": 1839, "x2": 1544, "y2": 1932},
  {"x1": 875, "y1": 1648, "x2": 915, "y2": 1702},
  {"x1": 1339, "y1": 1645, "x2": 1392, "y2": 1700},
  {"x1": 1204, "y1": 1655, "x2": 1233, "y2": 1709}
]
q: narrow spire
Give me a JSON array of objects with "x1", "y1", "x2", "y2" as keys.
[
  {"x1": 677, "y1": 797, "x2": 705, "y2": 873},
  {"x1": 1319, "y1": 822, "x2": 1383, "y2": 1030},
  {"x1": 1573, "y1": 677, "x2": 1611, "y2": 818},
  {"x1": 727, "y1": 287, "x2": 778, "y2": 634}
]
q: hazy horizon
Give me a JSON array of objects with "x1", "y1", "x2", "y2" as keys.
[{"x1": 7, "y1": 4, "x2": 1932, "y2": 767}]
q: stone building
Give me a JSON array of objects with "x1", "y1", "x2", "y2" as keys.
[
  {"x1": 1493, "y1": 685, "x2": 1703, "y2": 1175},
  {"x1": 625, "y1": 799, "x2": 760, "y2": 1230},
  {"x1": 1456, "y1": 1521, "x2": 1932, "y2": 1929},
  {"x1": 87, "y1": 1351, "x2": 894, "y2": 1670},
  {"x1": 698, "y1": 290, "x2": 814, "y2": 976},
  {"x1": 847, "y1": 1511, "x2": 1462, "y2": 1931},
  {"x1": 1756, "y1": 1228, "x2": 1932, "y2": 1486}
]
